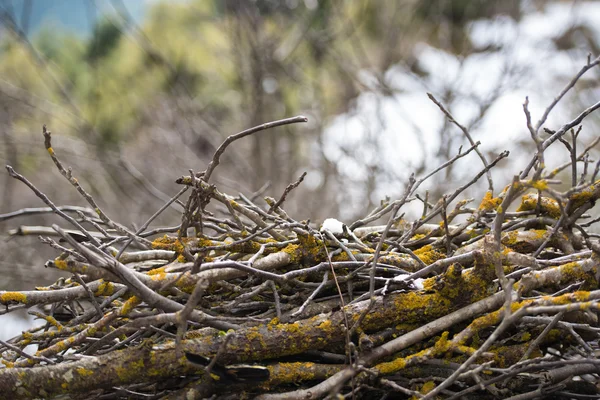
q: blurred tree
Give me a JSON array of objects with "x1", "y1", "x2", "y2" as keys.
[{"x1": 86, "y1": 17, "x2": 122, "y2": 62}]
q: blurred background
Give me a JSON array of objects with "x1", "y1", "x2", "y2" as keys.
[{"x1": 1, "y1": 0, "x2": 600, "y2": 338}]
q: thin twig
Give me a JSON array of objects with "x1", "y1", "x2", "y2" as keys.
[
  {"x1": 203, "y1": 116, "x2": 308, "y2": 182},
  {"x1": 428, "y1": 93, "x2": 493, "y2": 191}
]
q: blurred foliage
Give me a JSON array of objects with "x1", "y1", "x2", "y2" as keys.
[
  {"x1": 2, "y1": 0, "x2": 504, "y2": 150},
  {"x1": 86, "y1": 17, "x2": 122, "y2": 62},
  {"x1": 1, "y1": 0, "x2": 527, "y2": 150}
]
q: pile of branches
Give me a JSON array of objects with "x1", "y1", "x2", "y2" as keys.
[{"x1": 1, "y1": 57, "x2": 600, "y2": 400}]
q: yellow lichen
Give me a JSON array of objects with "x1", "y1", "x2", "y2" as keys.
[
  {"x1": 44, "y1": 316, "x2": 62, "y2": 331},
  {"x1": 501, "y1": 230, "x2": 548, "y2": 253},
  {"x1": 147, "y1": 266, "x2": 166, "y2": 276},
  {"x1": 95, "y1": 280, "x2": 115, "y2": 296},
  {"x1": 0, "y1": 292, "x2": 27, "y2": 304},
  {"x1": 516, "y1": 194, "x2": 561, "y2": 218},
  {"x1": 478, "y1": 191, "x2": 502, "y2": 212},
  {"x1": 519, "y1": 332, "x2": 531, "y2": 342},
  {"x1": 120, "y1": 296, "x2": 141, "y2": 316},
  {"x1": 281, "y1": 244, "x2": 300, "y2": 263},
  {"x1": 266, "y1": 362, "x2": 318, "y2": 385},
  {"x1": 148, "y1": 267, "x2": 167, "y2": 281},
  {"x1": 530, "y1": 179, "x2": 548, "y2": 191},
  {"x1": 433, "y1": 331, "x2": 450, "y2": 352},
  {"x1": 53, "y1": 258, "x2": 68, "y2": 271},
  {"x1": 570, "y1": 186, "x2": 596, "y2": 209},
  {"x1": 420, "y1": 381, "x2": 436, "y2": 395},
  {"x1": 422, "y1": 277, "x2": 436, "y2": 291},
  {"x1": 116, "y1": 359, "x2": 146, "y2": 382},
  {"x1": 285, "y1": 322, "x2": 301, "y2": 333},
  {"x1": 150, "y1": 235, "x2": 195, "y2": 253},
  {"x1": 573, "y1": 291, "x2": 591, "y2": 302},
  {"x1": 375, "y1": 355, "x2": 407, "y2": 375},
  {"x1": 413, "y1": 245, "x2": 445, "y2": 265},
  {"x1": 76, "y1": 367, "x2": 94, "y2": 377},
  {"x1": 317, "y1": 320, "x2": 331, "y2": 330}
]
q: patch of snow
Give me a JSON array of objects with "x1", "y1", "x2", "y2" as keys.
[{"x1": 320, "y1": 218, "x2": 346, "y2": 234}]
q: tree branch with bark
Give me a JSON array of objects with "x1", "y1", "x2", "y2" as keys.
[{"x1": 2, "y1": 57, "x2": 600, "y2": 399}]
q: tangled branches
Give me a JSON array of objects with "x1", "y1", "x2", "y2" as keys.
[{"x1": 2, "y1": 57, "x2": 600, "y2": 399}]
